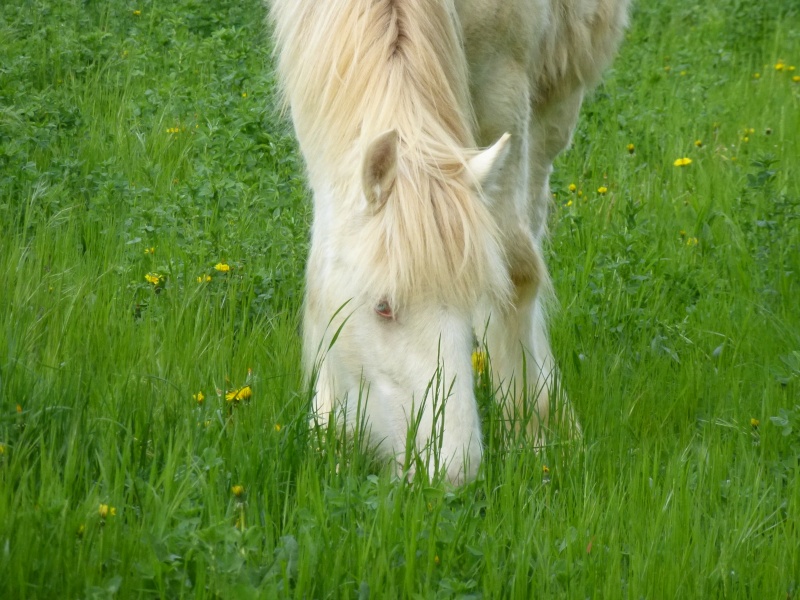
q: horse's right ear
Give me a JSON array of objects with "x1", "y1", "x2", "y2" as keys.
[
  {"x1": 469, "y1": 132, "x2": 511, "y2": 191},
  {"x1": 362, "y1": 129, "x2": 399, "y2": 209}
]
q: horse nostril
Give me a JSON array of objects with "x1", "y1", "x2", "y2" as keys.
[{"x1": 374, "y1": 299, "x2": 393, "y2": 319}]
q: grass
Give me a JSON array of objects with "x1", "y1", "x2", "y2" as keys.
[{"x1": 1, "y1": 0, "x2": 799, "y2": 597}]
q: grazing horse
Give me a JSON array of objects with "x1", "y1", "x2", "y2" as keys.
[{"x1": 269, "y1": 0, "x2": 628, "y2": 484}]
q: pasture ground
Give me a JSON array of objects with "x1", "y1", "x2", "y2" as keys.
[{"x1": 1, "y1": 0, "x2": 799, "y2": 597}]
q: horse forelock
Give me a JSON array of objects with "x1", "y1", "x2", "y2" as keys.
[{"x1": 271, "y1": 0, "x2": 510, "y2": 309}]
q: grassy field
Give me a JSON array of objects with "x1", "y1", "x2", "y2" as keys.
[{"x1": 1, "y1": 0, "x2": 799, "y2": 597}]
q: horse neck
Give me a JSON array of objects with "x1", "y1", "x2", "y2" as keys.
[{"x1": 272, "y1": 0, "x2": 475, "y2": 179}]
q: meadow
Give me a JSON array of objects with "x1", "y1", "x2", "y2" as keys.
[{"x1": 1, "y1": 0, "x2": 799, "y2": 597}]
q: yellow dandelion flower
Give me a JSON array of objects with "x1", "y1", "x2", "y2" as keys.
[
  {"x1": 597, "y1": 186, "x2": 608, "y2": 194},
  {"x1": 753, "y1": 72, "x2": 760, "y2": 79},
  {"x1": 789, "y1": 66, "x2": 796, "y2": 72},
  {"x1": 471, "y1": 350, "x2": 486, "y2": 375},
  {"x1": 133, "y1": 10, "x2": 141, "y2": 16},
  {"x1": 577, "y1": 190, "x2": 583, "y2": 197},
  {"x1": 144, "y1": 247, "x2": 155, "y2": 255},
  {"x1": 231, "y1": 485, "x2": 245, "y2": 497},
  {"x1": 747, "y1": 128, "x2": 755, "y2": 135},
  {"x1": 694, "y1": 140, "x2": 702, "y2": 147},
  {"x1": 742, "y1": 136, "x2": 749, "y2": 143},
  {"x1": 241, "y1": 92, "x2": 248, "y2": 98},
  {"x1": 775, "y1": 61, "x2": 785, "y2": 71},
  {"x1": 98, "y1": 504, "x2": 116, "y2": 518},
  {"x1": 627, "y1": 143, "x2": 635, "y2": 154},
  {"x1": 793, "y1": 75, "x2": 800, "y2": 83},
  {"x1": 77, "y1": 523, "x2": 85, "y2": 538},
  {"x1": 214, "y1": 262, "x2": 230, "y2": 272},
  {"x1": 197, "y1": 274, "x2": 212, "y2": 283},
  {"x1": 673, "y1": 157, "x2": 692, "y2": 167},
  {"x1": 193, "y1": 391, "x2": 205, "y2": 404},
  {"x1": 680, "y1": 70, "x2": 687, "y2": 76},
  {"x1": 679, "y1": 230, "x2": 686, "y2": 237},
  {"x1": 144, "y1": 273, "x2": 162, "y2": 285},
  {"x1": 686, "y1": 237, "x2": 699, "y2": 246},
  {"x1": 274, "y1": 423, "x2": 281, "y2": 432},
  {"x1": 0, "y1": 443, "x2": 5, "y2": 454},
  {"x1": 542, "y1": 465, "x2": 550, "y2": 474},
  {"x1": 566, "y1": 200, "x2": 573, "y2": 207},
  {"x1": 225, "y1": 385, "x2": 252, "y2": 403},
  {"x1": 434, "y1": 555, "x2": 441, "y2": 566},
  {"x1": 16, "y1": 404, "x2": 22, "y2": 413},
  {"x1": 166, "y1": 127, "x2": 180, "y2": 134},
  {"x1": 568, "y1": 183, "x2": 577, "y2": 192},
  {"x1": 750, "y1": 418, "x2": 760, "y2": 428}
]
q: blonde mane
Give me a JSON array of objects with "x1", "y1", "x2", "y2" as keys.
[{"x1": 270, "y1": 0, "x2": 510, "y2": 308}]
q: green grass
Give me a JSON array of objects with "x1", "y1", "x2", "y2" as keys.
[{"x1": 1, "y1": 0, "x2": 799, "y2": 597}]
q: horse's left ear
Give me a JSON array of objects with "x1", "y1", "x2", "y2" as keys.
[
  {"x1": 469, "y1": 132, "x2": 511, "y2": 190},
  {"x1": 362, "y1": 129, "x2": 399, "y2": 208}
]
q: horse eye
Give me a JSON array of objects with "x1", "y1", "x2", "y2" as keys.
[{"x1": 374, "y1": 300, "x2": 393, "y2": 319}]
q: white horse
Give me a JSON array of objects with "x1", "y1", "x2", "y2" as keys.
[{"x1": 269, "y1": 0, "x2": 628, "y2": 484}]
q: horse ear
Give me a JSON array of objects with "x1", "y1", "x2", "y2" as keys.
[
  {"x1": 469, "y1": 132, "x2": 511, "y2": 189},
  {"x1": 362, "y1": 129, "x2": 399, "y2": 208}
]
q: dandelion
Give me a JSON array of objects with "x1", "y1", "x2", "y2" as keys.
[
  {"x1": 673, "y1": 157, "x2": 692, "y2": 167},
  {"x1": 793, "y1": 76, "x2": 800, "y2": 83},
  {"x1": 679, "y1": 230, "x2": 686, "y2": 238},
  {"x1": 274, "y1": 423, "x2": 282, "y2": 432},
  {"x1": 747, "y1": 128, "x2": 755, "y2": 135},
  {"x1": 197, "y1": 274, "x2": 212, "y2": 283},
  {"x1": 471, "y1": 350, "x2": 486, "y2": 375},
  {"x1": 77, "y1": 524, "x2": 86, "y2": 539},
  {"x1": 166, "y1": 127, "x2": 180, "y2": 134},
  {"x1": 133, "y1": 9, "x2": 141, "y2": 16},
  {"x1": 750, "y1": 418, "x2": 760, "y2": 428},
  {"x1": 241, "y1": 92, "x2": 248, "y2": 98},
  {"x1": 542, "y1": 465, "x2": 550, "y2": 475},
  {"x1": 226, "y1": 385, "x2": 252, "y2": 403},
  {"x1": 16, "y1": 404, "x2": 22, "y2": 413},
  {"x1": 686, "y1": 237, "x2": 699, "y2": 246},
  {"x1": 753, "y1": 72, "x2": 760, "y2": 79},
  {"x1": 231, "y1": 485, "x2": 245, "y2": 497},
  {"x1": 775, "y1": 61, "x2": 785, "y2": 71},
  {"x1": 214, "y1": 262, "x2": 231, "y2": 272},
  {"x1": 566, "y1": 200, "x2": 573, "y2": 207},
  {"x1": 144, "y1": 247, "x2": 155, "y2": 255},
  {"x1": 568, "y1": 183, "x2": 577, "y2": 192},
  {"x1": 434, "y1": 555, "x2": 441, "y2": 566},
  {"x1": 789, "y1": 66, "x2": 796, "y2": 72},
  {"x1": 597, "y1": 186, "x2": 608, "y2": 194},
  {"x1": 0, "y1": 443, "x2": 5, "y2": 454},
  {"x1": 627, "y1": 143, "x2": 635, "y2": 154},
  {"x1": 680, "y1": 70, "x2": 687, "y2": 76},
  {"x1": 98, "y1": 504, "x2": 116, "y2": 519},
  {"x1": 694, "y1": 140, "x2": 703, "y2": 147},
  {"x1": 742, "y1": 136, "x2": 749, "y2": 143},
  {"x1": 577, "y1": 190, "x2": 583, "y2": 197},
  {"x1": 144, "y1": 273, "x2": 162, "y2": 285},
  {"x1": 193, "y1": 391, "x2": 205, "y2": 404}
]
